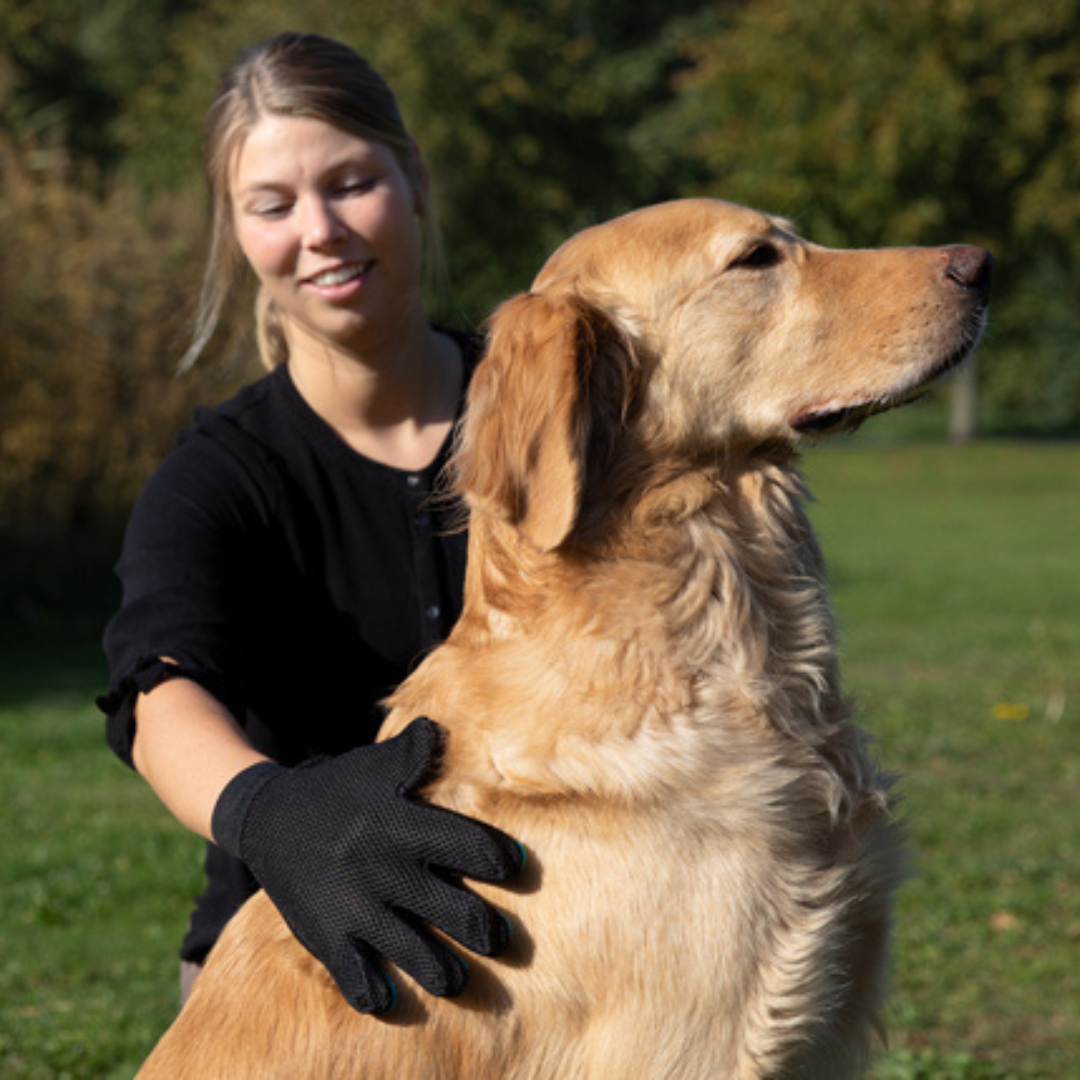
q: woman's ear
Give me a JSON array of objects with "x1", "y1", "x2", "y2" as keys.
[{"x1": 455, "y1": 291, "x2": 598, "y2": 553}]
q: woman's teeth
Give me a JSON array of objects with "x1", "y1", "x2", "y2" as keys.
[{"x1": 310, "y1": 264, "x2": 366, "y2": 287}]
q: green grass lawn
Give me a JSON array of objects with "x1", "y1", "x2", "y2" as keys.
[
  {"x1": 0, "y1": 647, "x2": 204, "y2": 1079},
  {"x1": 1, "y1": 439, "x2": 1077, "y2": 1078},
  {"x1": 804, "y1": 439, "x2": 1080, "y2": 1079}
]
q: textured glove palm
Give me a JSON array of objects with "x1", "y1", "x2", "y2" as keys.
[{"x1": 211, "y1": 717, "x2": 524, "y2": 1014}]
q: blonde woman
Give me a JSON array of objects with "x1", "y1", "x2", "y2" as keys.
[{"x1": 98, "y1": 32, "x2": 523, "y2": 1015}]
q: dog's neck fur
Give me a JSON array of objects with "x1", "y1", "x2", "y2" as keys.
[{"x1": 395, "y1": 450, "x2": 876, "y2": 820}]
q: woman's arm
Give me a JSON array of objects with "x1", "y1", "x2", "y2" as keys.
[
  {"x1": 132, "y1": 677, "x2": 268, "y2": 841},
  {"x1": 134, "y1": 683, "x2": 526, "y2": 1016}
]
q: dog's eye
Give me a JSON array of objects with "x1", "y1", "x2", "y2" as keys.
[{"x1": 730, "y1": 243, "x2": 781, "y2": 270}]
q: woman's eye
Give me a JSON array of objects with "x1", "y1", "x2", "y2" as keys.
[
  {"x1": 731, "y1": 243, "x2": 781, "y2": 270},
  {"x1": 337, "y1": 177, "x2": 376, "y2": 197},
  {"x1": 251, "y1": 201, "x2": 292, "y2": 219}
]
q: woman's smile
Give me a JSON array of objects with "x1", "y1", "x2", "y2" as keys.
[{"x1": 303, "y1": 260, "x2": 375, "y2": 300}]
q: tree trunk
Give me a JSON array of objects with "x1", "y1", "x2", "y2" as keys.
[{"x1": 949, "y1": 358, "x2": 979, "y2": 444}]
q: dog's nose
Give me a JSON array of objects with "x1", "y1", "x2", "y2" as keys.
[{"x1": 942, "y1": 245, "x2": 993, "y2": 301}]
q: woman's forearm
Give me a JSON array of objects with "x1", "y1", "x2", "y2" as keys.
[{"x1": 132, "y1": 677, "x2": 268, "y2": 842}]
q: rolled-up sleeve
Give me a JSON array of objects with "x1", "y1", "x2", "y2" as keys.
[{"x1": 98, "y1": 423, "x2": 275, "y2": 766}]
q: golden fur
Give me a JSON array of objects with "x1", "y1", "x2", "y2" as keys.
[{"x1": 138, "y1": 199, "x2": 991, "y2": 1078}]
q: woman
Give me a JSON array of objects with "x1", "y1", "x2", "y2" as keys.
[{"x1": 97, "y1": 32, "x2": 523, "y2": 1016}]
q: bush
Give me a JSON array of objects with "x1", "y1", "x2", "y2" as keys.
[{"x1": 0, "y1": 135, "x2": 250, "y2": 610}]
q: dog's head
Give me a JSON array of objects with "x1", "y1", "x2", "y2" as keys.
[{"x1": 455, "y1": 198, "x2": 992, "y2": 552}]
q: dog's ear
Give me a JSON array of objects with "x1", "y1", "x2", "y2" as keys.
[{"x1": 456, "y1": 291, "x2": 604, "y2": 553}]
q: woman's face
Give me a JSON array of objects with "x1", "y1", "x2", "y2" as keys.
[{"x1": 229, "y1": 114, "x2": 426, "y2": 358}]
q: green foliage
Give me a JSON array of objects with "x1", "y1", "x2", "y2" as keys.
[
  {"x1": 664, "y1": 0, "x2": 1080, "y2": 432},
  {"x1": 0, "y1": 0, "x2": 199, "y2": 170},
  {"x1": 669, "y1": 0, "x2": 1080, "y2": 250},
  {"x1": 980, "y1": 254, "x2": 1080, "y2": 432}
]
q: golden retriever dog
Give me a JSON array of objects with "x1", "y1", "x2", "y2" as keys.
[{"x1": 138, "y1": 199, "x2": 991, "y2": 1079}]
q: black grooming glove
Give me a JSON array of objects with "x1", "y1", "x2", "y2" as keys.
[{"x1": 211, "y1": 717, "x2": 524, "y2": 1015}]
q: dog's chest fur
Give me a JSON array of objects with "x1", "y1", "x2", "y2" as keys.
[{"x1": 381, "y1": 456, "x2": 902, "y2": 1078}]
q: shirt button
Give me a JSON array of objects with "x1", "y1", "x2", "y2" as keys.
[
  {"x1": 406, "y1": 474, "x2": 421, "y2": 488},
  {"x1": 416, "y1": 511, "x2": 430, "y2": 528},
  {"x1": 425, "y1": 605, "x2": 441, "y2": 621}
]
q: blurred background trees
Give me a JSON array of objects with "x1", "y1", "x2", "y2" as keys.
[
  {"x1": 3, "y1": 0, "x2": 1080, "y2": 616},
  {"x1": 662, "y1": 0, "x2": 1080, "y2": 438}
]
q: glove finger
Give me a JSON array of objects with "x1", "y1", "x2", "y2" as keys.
[
  {"x1": 400, "y1": 802, "x2": 527, "y2": 885},
  {"x1": 380, "y1": 719, "x2": 527, "y2": 883},
  {"x1": 380, "y1": 716, "x2": 445, "y2": 795},
  {"x1": 359, "y1": 910, "x2": 470, "y2": 999},
  {"x1": 402, "y1": 871, "x2": 513, "y2": 958},
  {"x1": 324, "y1": 939, "x2": 399, "y2": 1016}
]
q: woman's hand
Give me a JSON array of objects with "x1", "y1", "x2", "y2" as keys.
[{"x1": 210, "y1": 717, "x2": 525, "y2": 1014}]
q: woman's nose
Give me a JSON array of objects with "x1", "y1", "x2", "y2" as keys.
[{"x1": 302, "y1": 197, "x2": 347, "y2": 247}]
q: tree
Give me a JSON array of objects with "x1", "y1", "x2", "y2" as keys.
[
  {"x1": 0, "y1": 134, "x2": 245, "y2": 609},
  {"x1": 0, "y1": 0, "x2": 199, "y2": 172}
]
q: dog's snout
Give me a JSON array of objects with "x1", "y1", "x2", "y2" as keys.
[{"x1": 942, "y1": 245, "x2": 993, "y2": 300}]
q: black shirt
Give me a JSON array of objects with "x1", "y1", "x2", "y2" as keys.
[{"x1": 99, "y1": 331, "x2": 480, "y2": 961}]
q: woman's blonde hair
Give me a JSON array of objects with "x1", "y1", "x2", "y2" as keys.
[{"x1": 180, "y1": 32, "x2": 441, "y2": 372}]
